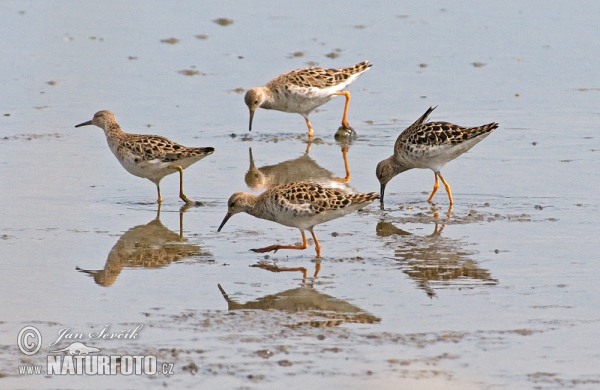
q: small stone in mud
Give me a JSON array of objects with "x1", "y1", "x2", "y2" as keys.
[
  {"x1": 230, "y1": 133, "x2": 237, "y2": 138},
  {"x1": 182, "y1": 361, "x2": 198, "y2": 374},
  {"x1": 195, "y1": 34, "x2": 209, "y2": 40},
  {"x1": 534, "y1": 205, "x2": 543, "y2": 210},
  {"x1": 418, "y1": 63, "x2": 428, "y2": 68},
  {"x1": 317, "y1": 335, "x2": 326, "y2": 340},
  {"x1": 232, "y1": 87, "x2": 245, "y2": 94},
  {"x1": 471, "y1": 62, "x2": 487, "y2": 67},
  {"x1": 47, "y1": 80, "x2": 56, "y2": 86},
  {"x1": 128, "y1": 56, "x2": 138, "y2": 60},
  {"x1": 325, "y1": 49, "x2": 342, "y2": 59},
  {"x1": 494, "y1": 249, "x2": 500, "y2": 254},
  {"x1": 532, "y1": 142, "x2": 537, "y2": 146},
  {"x1": 161, "y1": 37, "x2": 179, "y2": 44},
  {"x1": 278, "y1": 359, "x2": 293, "y2": 367},
  {"x1": 255, "y1": 349, "x2": 273, "y2": 359},
  {"x1": 331, "y1": 232, "x2": 339, "y2": 237},
  {"x1": 213, "y1": 18, "x2": 234, "y2": 26},
  {"x1": 291, "y1": 51, "x2": 304, "y2": 57},
  {"x1": 178, "y1": 69, "x2": 204, "y2": 76},
  {"x1": 4, "y1": 114, "x2": 10, "y2": 117}
]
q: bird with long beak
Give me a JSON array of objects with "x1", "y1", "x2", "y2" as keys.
[
  {"x1": 376, "y1": 107, "x2": 498, "y2": 208},
  {"x1": 244, "y1": 61, "x2": 371, "y2": 140},
  {"x1": 218, "y1": 182, "x2": 379, "y2": 258},
  {"x1": 75, "y1": 110, "x2": 214, "y2": 204}
]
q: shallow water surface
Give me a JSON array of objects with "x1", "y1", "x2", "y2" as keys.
[{"x1": 1, "y1": 1, "x2": 599, "y2": 389}]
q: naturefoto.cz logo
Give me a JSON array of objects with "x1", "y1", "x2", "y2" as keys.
[{"x1": 17, "y1": 325, "x2": 174, "y2": 376}]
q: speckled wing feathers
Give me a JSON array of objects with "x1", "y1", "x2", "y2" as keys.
[
  {"x1": 266, "y1": 182, "x2": 379, "y2": 217},
  {"x1": 268, "y1": 61, "x2": 371, "y2": 89},
  {"x1": 398, "y1": 107, "x2": 498, "y2": 148},
  {"x1": 119, "y1": 134, "x2": 214, "y2": 163}
]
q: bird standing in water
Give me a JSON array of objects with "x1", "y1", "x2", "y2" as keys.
[
  {"x1": 376, "y1": 107, "x2": 498, "y2": 208},
  {"x1": 75, "y1": 110, "x2": 214, "y2": 204},
  {"x1": 218, "y1": 182, "x2": 379, "y2": 258},
  {"x1": 244, "y1": 61, "x2": 372, "y2": 139}
]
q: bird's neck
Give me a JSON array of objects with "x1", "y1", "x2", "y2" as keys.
[
  {"x1": 259, "y1": 87, "x2": 275, "y2": 109},
  {"x1": 390, "y1": 156, "x2": 411, "y2": 176},
  {"x1": 243, "y1": 196, "x2": 260, "y2": 216},
  {"x1": 102, "y1": 123, "x2": 125, "y2": 140}
]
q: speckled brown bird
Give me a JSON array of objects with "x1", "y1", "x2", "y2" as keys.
[
  {"x1": 218, "y1": 182, "x2": 379, "y2": 257},
  {"x1": 376, "y1": 107, "x2": 498, "y2": 206},
  {"x1": 75, "y1": 110, "x2": 214, "y2": 204},
  {"x1": 244, "y1": 61, "x2": 372, "y2": 139}
]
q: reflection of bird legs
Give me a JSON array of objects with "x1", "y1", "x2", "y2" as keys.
[
  {"x1": 334, "y1": 145, "x2": 351, "y2": 182},
  {"x1": 427, "y1": 172, "x2": 453, "y2": 205},
  {"x1": 251, "y1": 261, "x2": 321, "y2": 281},
  {"x1": 167, "y1": 166, "x2": 195, "y2": 204},
  {"x1": 251, "y1": 230, "x2": 322, "y2": 258},
  {"x1": 155, "y1": 185, "x2": 163, "y2": 204},
  {"x1": 332, "y1": 91, "x2": 352, "y2": 129},
  {"x1": 305, "y1": 141, "x2": 312, "y2": 154}
]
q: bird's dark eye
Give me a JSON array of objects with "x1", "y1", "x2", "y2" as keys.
[
  {"x1": 254, "y1": 100, "x2": 258, "y2": 105},
  {"x1": 229, "y1": 201, "x2": 235, "y2": 207}
]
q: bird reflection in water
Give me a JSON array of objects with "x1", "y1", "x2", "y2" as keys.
[
  {"x1": 245, "y1": 146, "x2": 353, "y2": 192},
  {"x1": 77, "y1": 206, "x2": 210, "y2": 286},
  {"x1": 377, "y1": 221, "x2": 497, "y2": 298},
  {"x1": 217, "y1": 283, "x2": 380, "y2": 328}
]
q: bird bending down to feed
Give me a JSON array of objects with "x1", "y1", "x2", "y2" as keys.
[
  {"x1": 75, "y1": 110, "x2": 214, "y2": 204},
  {"x1": 218, "y1": 182, "x2": 379, "y2": 257},
  {"x1": 244, "y1": 61, "x2": 372, "y2": 140},
  {"x1": 376, "y1": 107, "x2": 498, "y2": 207}
]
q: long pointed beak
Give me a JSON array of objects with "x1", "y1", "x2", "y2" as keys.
[
  {"x1": 248, "y1": 110, "x2": 255, "y2": 132},
  {"x1": 217, "y1": 212, "x2": 232, "y2": 232},
  {"x1": 75, "y1": 120, "x2": 93, "y2": 128}
]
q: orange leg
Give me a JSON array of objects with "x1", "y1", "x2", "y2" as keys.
[
  {"x1": 314, "y1": 262, "x2": 321, "y2": 277},
  {"x1": 309, "y1": 230, "x2": 321, "y2": 258},
  {"x1": 427, "y1": 173, "x2": 440, "y2": 203},
  {"x1": 304, "y1": 117, "x2": 315, "y2": 140},
  {"x1": 332, "y1": 91, "x2": 351, "y2": 129},
  {"x1": 437, "y1": 172, "x2": 454, "y2": 205},
  {"x1": 168, "y1": 166, "x2": 195, "y2": 204},
  {"x1": 251, "y1": 230, "x2": 309, "y2": 254},
  {"x1": 334, "y1": 145, "x2": 351, "y2": 183}
]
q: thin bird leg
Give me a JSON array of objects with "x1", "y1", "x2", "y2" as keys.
[
  {"x1": 427, "y1": 173, "x2": 440, "y2": 203},
  {"x1": 304, "y1": 117, "x2": 315, "y2": 140},
  {"x1": 332, "y1": 91, "x2": 351, "y2": 129},
  {"x1": 334, "y1": 145, "x2": 351, "y2": 183},
  {"x1": 251, "y1": 230, "x2": 309, "y2": 254},
  {"x1": 250, "y1": 263, "x2": 308, "y2": 280},
  {"x1": 437, "y1": 172, "x2": 454, "y2": 205},
  {"x1": 309, "y1": 230, "x2": 321, "y2": 258},
  {"x1": 156, "y1": 184, "x2": 163, "y2": 204},
  {"x1": 168, "y1": 166, "x2": 195, "y2": 204}
]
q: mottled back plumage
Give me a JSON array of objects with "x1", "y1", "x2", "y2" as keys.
[
  {"x1": 267, "y1": 60, "x2": 372, "y2": 90},
  {"x1": 395, "y1": 106, "x2": 498, "y2": 154},
  {"x1": 264, "y1": 182, "x2": 379, "y2": 217}
]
